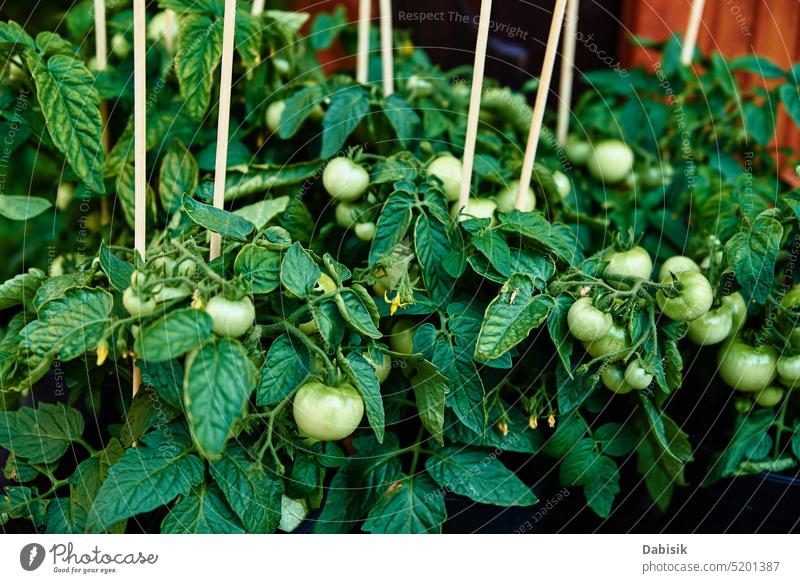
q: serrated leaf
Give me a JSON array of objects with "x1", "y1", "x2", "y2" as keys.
[
  {"x1": 159, "y1": 140, "x2": 198, "y2": 213},
  {"x1": 321, "y1": 86, "x2": 370, "y2": 157},
  {"x1": 584, "y1": 456, "x2": 620, "y2": 518},
  {"x1": 182, "y1": 194, "x2": 256, "y2": 242},
  {"x1": 415, "y1": 213, "x2": 455, "y2": 303},
  {"x1": 725, "y1": 214, "x2": 782, "y2": 304},
  {"x1": 176, "y1": 14, "x2": 224, "y2": 119},
  {"x1": 135, "y1": 308, "x2": 213, "y2": 363},
  {"x1": 369, "y1": 192, "x2": 415, "y2": 265},
  {"x1": 256, "y1": 334, "x2": 310, "y2": 406},
  {"x1": 98, "y1": 242, "x2": 134, "y2": 292},
  {"x1": 342, "y1": 352, "x2": 385, "y2": 443},
  {"x1": 234, "y1": 244, "x2": 282, "y2": 294},
  {"x1": 335, "y1": 287, "x2": 382, "y2": 339},
  {"x1": 383, "y1": 94, "x2": 421, "y2": 147},
  {"x1": 363, "y1": 474, "x2": 445, "y2": 534},
  {"x1": 280, "y1": 242, "x2": 320, "y2": 298},
  {"x1": 0, "y1": 403, "x2": 83, "y2": 464},
  {"x1": 161, "y1": 484, "x2": 244, "y2": 534}
]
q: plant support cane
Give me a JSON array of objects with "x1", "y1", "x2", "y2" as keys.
[
  {"x1": 209, "y1": 0, "x2": 238, "y2": 260},
  {"x1": 379, "y1": 0, "x2": 394, "y2": 95},
  {"x1": 457, "y1": 0, "x2": 493, "y2": 213},
  {"x1": 94, "y1": 0, "x2": 111, "y2": 224},
  {"x1": 515, "y1": 0, "x2": 568, "y2": 210},
  {"x1": 356, "y1": 0, "x2": 371, "y2": 84},
  {"x1": 680, "y1": 0, "x2": 705, "y2": 65},
  {"x1": 556, "y1": 0, "x2": 579, "y2": 148},
  {"x1": 132, "y1": 0, "x2": 146, "y2": 397}
]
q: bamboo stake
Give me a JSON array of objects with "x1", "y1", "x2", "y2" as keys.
[
  {"x1": 379, "y1": 0, "x2": 394, "y2": 95},
  {"x1": 132, "y1": 0, "x2": 147, "y2": 397},
  {"x1": 251, "y1": 0, "x2": 265, "y2": 16},
  {"x1": 457, "y1": 0, "x2": 493, "y2": 213},
  {"x1": 209, "y1": 0, "x2": 238, "y2": 261},
  {"x1": 515, "y1": 0, "x2": 568, "y2": 210},
  {"x1": 680, "y1": 0, "x2": 706, "y2": 65},
  {"x1": 556, "y1": 0, "x2": 579, "y2": 148},
  {"x1": 94, "y1": 0, "x2": 111, "y2": 224},
  {"x1": 356, "y1": 0, "x2": 371, "y2": 84}
]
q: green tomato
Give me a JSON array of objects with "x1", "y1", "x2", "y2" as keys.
[
  {"x1": 776, "y1": 353, "x2": 800, "y2": 388},
  {"x1": 552, "y1": 171, "x2": 571, "y2": 199},
  {"x1": 624, "y1": 360, "x2": 653, "y2": 390},
  {"x1": 205, "y1": 295, "x2": 256, "y2": 338},
  {"x1": 567, "y1": 297, "x2": 612, "y2": 342},
  {"x1": 123, "y1": 287, "x2": 156, "y2": 318},
  {"x1": 364, "y1": 351, "x2": 392, "y2": 383},
  {"x1": 686, "y1": 306, "x2": 733, "y2": 346},
  {"x1": 406, "y1": 75, "x2": 433, "y2": 96},
  {"x1": 322, "y1": 158, "x2": 369, "y2": 201},
  {"x1": 335, "y1": 202, "x2": 362, "y2": 228},
  {"x1": 292, "y1": 381, "x2": 364, "y2": 442},
  {"x1": 717, "y1": 338, "x2": 778, "y2": 392},
  {"x1": 56, "y1": 183, "x2": 75, "y2": 211},
  {"x1": 604, "y1": 246, "x2": 653, "y2": 284},
  {"x1": 587, "y1": 139, "x2": 634, "y2": 183},
  {"x1": 428, "y1": 155, "x2": 463, "y2": 202},
  {"x1": 111, "y1": 33, "x2": 131, "y2": 58},
  {"x1": 355, "y1": 222, "x2": 376, "y2": 242},
  {"x1": 565, "y1": 136, "x2": 592, "y2": 166},
  {"x1": 721, "y1": 292, "x2": 747, "y2": 334},
  {"x1": 494, "y1": 180, "x2": 536, "y2": 213},
  {"x1": 266, "y1": 101, "x2": 286, "y2": 133},
  {"x1": 451, "y1": 198, "x2": 497, "y2": 226},
  {"x1": 641, "y1": 164, "x2": 674, "y2": 187},
  {"x1": 153, "y1": 284, "x2": 191, "y2": 303},
  {"x1": 754, "y1": 386, "x2": 785, "y2": 407},
  {"x1": 315, "y1": 273, "x2": 338, "y2": 294},
  {"x1": 389, "y1": 319, "x2": 417, "y2": 354},
  {"x1": 657, "y1": 271, "x2": 713, "y2": 322},
  {"x1": 176, "y1": 258, "x2": 197, "y2": 278},
  {"x1": 658, "y1": 255, "x2": 700, "y2": 282},
  {"x1": 583, "y1": 322, "x2": 628, "y2": 362},
  {"x1": 601, "y1": 365, "x2": 633, "y2": 394}
]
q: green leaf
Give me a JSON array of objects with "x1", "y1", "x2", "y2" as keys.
[
  {"x1": 135, "y1": 308, "x2": 214, "y2": 363},
  {"x1": 584, "y1": 456, "x2": 620, "y2": 518},
  {"x1": 559, "y1": 438, "x2": 601, "y2": 486},
  {"x1": 594, "y1": 422, "x2": 638, "y2": 457},
  {"x1": 725, "y1": 214, "x2": 782, "y2": 304},
  {"x1": 159, "y1": 140, "x2": 198, "y2": 213},
  {"x1": 28, "y1": 54, "x2": 105, "y2": 192},
  {"x1": 363, "y1": 474, "x2": 446, "y2": 534},
  {"x1": 415, "y1": 213, "x2": 455, "y2": 303},
  {"x1": 742, "y1": 101, "x2": 775, "y2": 145},
  {"x1": 321, "y1": 87, "x2": 370, "y2": 158},
  {"x1": 161, "y1": 484, "x2": 244, "y2": 534},
  {"x1": 471, "y1": 231, "x2": 512, "y2": 278},
  {"x1": 474, "y1": 274, "x2": 553, "y2": 361},
  {"x1": 780, "y1": 83, "x2": 800, "y2": 129},
  {"x1": 542, "y1": 412, "x2": 588, "y2": 457},
  {"x1": 68, "y1": 438, "x2": 125, "y2": 533},
  {"x1": 176, "y1": 14, "x2": 224, "y2": 119},
  {"x1": 182, "y1": 194, "x2": 255, "y2": 241},
  {"x1": 640, "y1": 395, "x2": 693, "y2": 464},
  {"x1": 0, "y1": 21, "x2": 34, "y2": 51},
  {"x1": 233, "y1": 197, "x2": 290, "y2": 230},
  {"x1": 369, "y1": 192, "x2": 415, "y2": 265},
  {"x1": 309, "y1": 5, "x2": 347, "y2": 50},
  {"x1": 234, "y1": 244, "x2": 282, "y2": 294},
  {"x1": 0, "y1": 268, "x2": 45, "y2": 311},
  {"x1": 209, "y1": 444, "x2": 284, "y2": 533},
  {"x1": 234, "y1": 11, "x2": 261, "y2": 68},
  {"x1": 224, "y1": 161, "x2": 323, "y2": 199},
  {"x1": 342, "y1": 352, "x2": 385, "y2": 443},
  {"x1": 498, "y1": 210, "x2": 581, "y2": 264},
  {"x1": 705, "y1": 410, "x2": 774, "y2": 482},
  {"x1": 0, "y1": 195, "x2": 51, "y2": 221},
  {"x1": 335, "y1": 286, "x2": 382, "y2": 339},
  {"x1": 0, "y1": 403, "x2": 83, "y2": 464},
  {"x1": 98, "y1": 242, "x2": 134, "y2": 292},
  {"x1": 402, "y1": 356, "x2": 448, "y2": 445},
  {"x1": 383, "y1": 94, "x2": 421, "y2": 147},
  {"x1": 426, "y1": 447, "x2": 537, "y2": 506},
  {"x1": 257, "y1": 334, "x2": 310, "y2": 406},
  {"x1": 431, "y1": 337, "x2": 485, "y2": 434},
  {"x1": 184, "y1": 339, "x2": 257, "y2": 459},
  {"x1": 280, "y1": 242, "x2": 321, "y2": 298},
  {"x1": 0, "y1": 486, "x2": 47, "y2": 526},
  {"x1": 137, "y1": 359, "x2": 185, "y2": 411},
  {"x1": 547, "y1": 294, "x2": 574, "y2": 373},
  {"x1": 730, "y1": 55, "x2": 785, "y2": 79},
  {"x1": 89, "y1": 446, "x2": 204, "y2": 531},
  {"x1": 116, "y1": 163, "x2": 155, "y2": 228},
  {"x1": 278, "y1": 85, "x2": 326, "y2": 139}
]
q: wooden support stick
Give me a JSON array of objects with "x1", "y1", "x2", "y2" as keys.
[
  {"x1": 357, "y1": 0, "x2": 371, "y2": 84},
  {"x1": 251, "y1": 0, "x2": 265, "y2": 16},
  {"x1": 132, "y1": 0, "x2": 147, "y2": 397},
  {"x1": 556, "y1": 0, "x2": 579, "y2": 148},
  {"x1": 516, "y1": 0, "x2": 568, "y2": 210},
  {"x1": 379, "y1": 0, "x2": 394, "y2": 95},
  {"x1": 209, "y1": 0, "x2": 238, "y2": 261},
  {"x1": 457, "y1": 0, "x2": 493, "y2": 212},
  {"x1": 680, "y1": 0, "x2": 706, "y2": 65},
  {"x1": 95, "y1": 0, "x2": 110, "y2": 224}
]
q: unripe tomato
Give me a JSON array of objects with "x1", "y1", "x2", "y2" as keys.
[
  {"x1": 587, "y1": 140, "x2": 634, "y2": 183},
  {"x1": 451, "y1": 198, "x2": 497, "y2": 226},
  {"x1": 123, "y1": 287, "x2": 156, "y2": 318},
  {"x1": 335, "y1": 202, "x2": 362, "y2": 228},
  {"x1": 754, "y1": 386, "x2": 784, "y2": 407},
  {"x1": 428, "y1": 155, "x2": 463, "y2": 201},
  {"x1": 315, "y1": 273, "x2": 338, "y2": 294},
  {"x1": 364, "y1": 351, "x2": 392, "y2": 383},
  {"x1": 56, "y1": 183, "x2": 75, "y2": 211},
  {"x1": 583, "y1": 322, "x2": 628, "y2": 362},
  {"x1": 389, "y1": 319, "x2": 416, "y2": 354},
  {"x1": 601, "y1": 365, "x2": 633, "y2": 394},
  {"x1": 658, "y1": 255, "x2": 700, "y2": 282},
  {"x1": 322, "y1": 158, "x2": 369, "y2": 201},
  {"x1": 266, "y1": 101, "x2": 286, "y2": 133},
  {"x1": 624, "y1": 360, "x2": 653, "y2": 390},
  {"x1": 552, "y1": 171, "x2": 571, "y2": 199},
  {"x1": 176, "y1": 258, "x2": 197, "y2": 278},
  {"x1": 406, "y1": 75, "x2": 433, "y2": 96},
  {"x1": 355, "y1": 222, "x2": 376, "y2": 242},
  {"x1": 565, "y1": 136, "x2": 592, "y2": 166},
  {"x1": 205, "y1": 295, "x2": 256, "y2": 338},
  {"x1": 721, "y1": 292, "x2": 747, "y2": 334},
  {"x1": 604, "y1": 246, "x2": 653, "y2": 284},
  {"x1": 111, "y1": 33, "x2": 131, "y2": 58},
  {"x1": 292, "y1": 381, "x2": 364, "y2": 441},
  {"x1": 153, "y1": 284, "x2": 191, "y2": 303},
  {"x1": 657, "y1": 271, "x2": 713, "y2": 322},
  {"x1": 567, "y1": 297, "x2": 613, "y2": 342},
  {"x1": 717, "y1": 338, "x2": 778, "y2": 392},
  {"x1": 776, "y1": 353, "x2": 800, "y2": 388},
  {"x1": 686, "y1": 306, "x2": 733, "y2": 346},
  {"x1": 494, "y1": 180, "x2": 536, "y2": 213}
]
